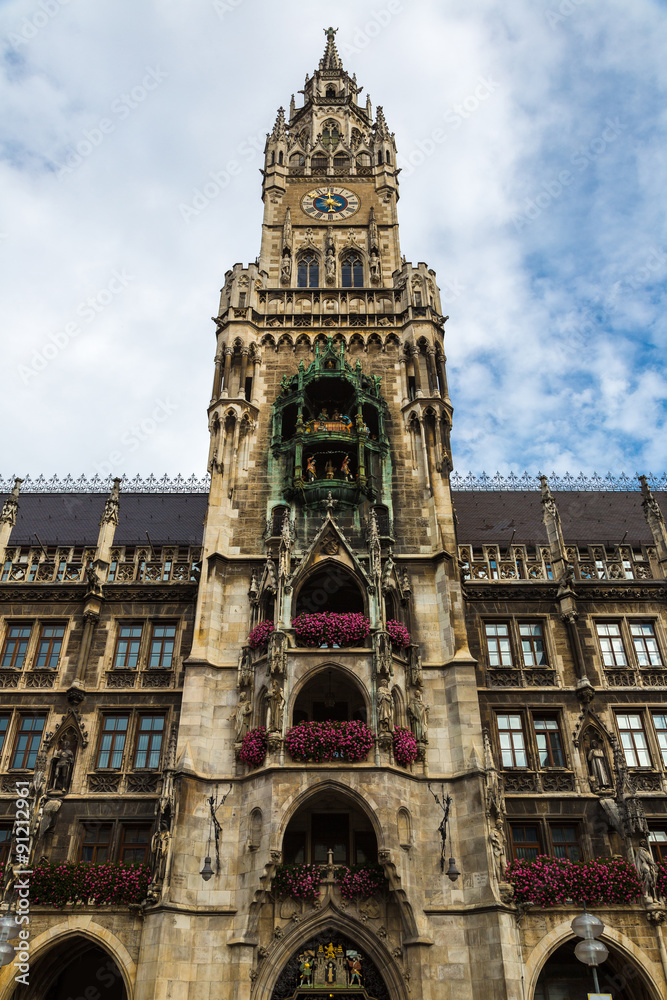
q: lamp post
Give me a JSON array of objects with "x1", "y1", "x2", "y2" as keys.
[
  {"x1": 571, "y1": 908, "x2": 608, "y2": 994},
  {"x1": 0, "y1": 912, "x2": 19, "y2": 967}
]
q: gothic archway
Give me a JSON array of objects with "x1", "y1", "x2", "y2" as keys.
[
  {"x1": 7, "y1": 934, "x2": 129, "y2": 1000},
  {"x1": 534, "y1": 937, "x2": 658, "y2": 999},
  {"x1": 291, "y1": 664, "x2": 369, "y2": 724},
  {"x1": 270, "y1": 931, "x2": 391, "y2": 1000}
]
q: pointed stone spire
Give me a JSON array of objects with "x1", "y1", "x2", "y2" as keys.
[
  {"x1": 374, "y1": 105, "x2": 391, "y2": 139},
  {"x1": 320, "y1": 26, "x2": 342, "y2": 71},
  {"x1": 282, "y1": 208, "x2": 292, "y2": 252},
  {"x1": 639, "y1": 475, "x2": 667, "y2": 569},
  {"x1": 289, "y1": 94, "x2": 296, "y2": 119},
  {"x1": 0, "y1": 477, "x2": 22, "y2": 527},
  {"x1": 96, "y1": 477, "x2": 121, "y2": 574},
  {"x1": 366, "y1": 94, "x2": 372, "y2": 120},
  {"x1": 0, "y1": 477, "x2": 22, "y2": 563},
  {"x1": 271, "y1": 107, "x2": 287, "y2": 141},
  {"x1": 539, "y1": 474, "x2": 567, "y2": 581}
]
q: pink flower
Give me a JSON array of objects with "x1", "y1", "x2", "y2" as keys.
[{"x1": 248, "y1": 620, "x2": 274, "y2": 649}]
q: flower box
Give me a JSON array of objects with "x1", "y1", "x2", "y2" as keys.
[
  {"x1": 238, "y1": 727, "x2": 268, "y2": 768},
  {"x1": 273, "y1": 862, "x2": 386, "y2": 901},
  {"x1": 506, "y1": 855, "x2": 656, "y2": 907},
  {"x1": 292, "y1": 612, "x2": 370, "y2": 648},
  {"x1": 393, "y1": 727, "x2": 418, "y2": 766},
  {"x1": 248, "y1": 620, "x2": 274, "y2": 649},
  {"x1": 386, "y1": 619, "x2": 410, "y2": 648},
  {"x1": 284, "y1": 720, "x2": 375, "y2": 763},
  {"x1": 24, "y1": 860, "x2": 151, "y2": 908}
]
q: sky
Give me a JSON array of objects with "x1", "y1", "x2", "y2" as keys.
[{"x1": 1, "y1": 0, "x2": 667, "y2": 483}]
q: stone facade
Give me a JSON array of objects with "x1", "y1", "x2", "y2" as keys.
[{"x1": 0, "y1": 27, "x2": 666, "y2": 1000}]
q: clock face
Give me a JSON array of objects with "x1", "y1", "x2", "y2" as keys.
[{"x1": 300, "y1": 186, "x2": 360, "y2": 221}]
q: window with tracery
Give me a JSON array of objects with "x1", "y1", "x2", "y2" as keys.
[
  {"x1": 297, "y1": 253, "x2": 319, "y2": 288},
  {"x1": 321, "y1": 120, "x2": 340, "y2": 147},
  {"x1": 341, "y1": 253, "x2": 363, "y2": 288}
]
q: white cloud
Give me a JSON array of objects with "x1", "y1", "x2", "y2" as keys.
[{"x1": 0, "y1": 0, "x2": 666, "y2": 479}]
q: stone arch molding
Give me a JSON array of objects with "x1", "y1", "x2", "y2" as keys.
[
  {"x1": 524, "y1": 917, "x2": 663, "y2": 1000},
  {"x1": 252, "y1": 902, "x2": 410, "y2": 1000},
  {"x1": 288, "y1": 659, "x2": 372, "y2": 720},
  {"x1": 0, "y1": 918, "x2": 136, "y2": 1000},
  {"x1": 274, "y1": 777, "x2": 385, "y2": 851}
]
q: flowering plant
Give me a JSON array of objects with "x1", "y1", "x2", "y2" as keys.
[
  {"x1": 292, "y1": 612, "x2": 370, "y2": 648},
  {"x1": 26, "y1": 859, "x2": 151, "y2": 908},
  {"x1": 335, "y1": 864, "x2": 386, "y2": 899},
  {"x1": 248, "y1": 620, "x2": 274, "y2": 649},
  {"x1": 273, "y1": 863, "x2": 386, "y2": 901},
  {"x1": 284, "y1": 720, "x2": 375, "y2": 763},
  {"x1": 506, "y1": 855, "x2": 646, "y2": 907},
  {"x1": 273, "y1": 864, "x2": 323, "y2": 901},
  {"x1": 393, "y1": 727, "x2": 418, "y2": 766},
  {"x1": 238, "y1": 727, "x2": 268, "y2": 768},
  {"x1": 386, "y1": 619, "x2": 410, "y2": 648}
]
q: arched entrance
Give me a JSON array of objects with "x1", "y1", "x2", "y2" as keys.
[
  {"x1": 282, "y1": 786, "x2": 378, "y2": 866},
  {"x1": 10, "y1": 936, "x2": 128, "y2": 1000},
  {"x1": 270, "y1": 931, "x2": 391, "y2": 1000},
  {"x1": 535, "y1": 938, "x2": 657, "y2": 999},
  {"x1": 292, "y1": 666, "x2": 368, "y2": 724}
]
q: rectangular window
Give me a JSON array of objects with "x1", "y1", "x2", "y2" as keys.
[
  {"x1": 119, "y1": 824, "x2": 151, "y2": 865},
  {"x1": 616, "y1": 713, "x2": 651, "y2": 767},
  {"x1": 485, "y1": 623, "x2": 513, "y2": 667},
  {"x1": 596, "y1": 622, "x2": 627, "y2": 667},
  {"x1": 113, "y1": 624, "x2": 143, "y2": 669},
  {"x1": 652, "y1": 713, "x2": 667, "y2": 767},
  {"x1": 631, "y1": 623, "x2": 663, "y2": 667},
  {"x1": 96, "y1": 716, "x2": 128, "y2": 769},
  {"x1": 80, "y1": 823, "x2": 112, "y2": 863},
  {"x1": 133, "y1": 715, "x2": 164, "y2": 769},
  {"x1": 10, "y1": 715, "x2": 45, "y2": 769},
  {"x1": 550, "y1": 824, "x2": 582, "y2": 861},
  {"x1": 509, "y1": 823, "x2": 542, "y2": 861},
  {"x1": 649, "y1": 828, "x2": 667, "y2": 862},
  {"x1": 0, "y1": 824, "x2": 11, "y2": 865},
  {"x1": 35, "y1": 623, "x2": 65, "y2": 669},
  {"x1": 497, "y1": 714, "x2": 528, "y2": 768},
  {"x1": 533, "y1": 716, "x2": 565, "y2": 767},
  {"x1": 1, "y1": 625, "x2": 32, "y2": 669},
  {"x1": 148, "y1": 624, "x2": 176, "y2": 668},
  {"x1": 0, "y1": 715, "x2": 8, "y2": 757},
  {"x1": 520, "y1": 622, "x2": 548, "y2": 667}
]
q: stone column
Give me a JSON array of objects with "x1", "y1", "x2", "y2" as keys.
[
  {"x1": 238, "y1": 347, "x2": 249, "y2": 398},
  {"x1": 426, "y1": 346, "x2": 438, "y2": 396},
  {"x1": 437, "y1": 351, "x2": 450, "y2": 400},
  {"x1": 400, "y1": 354, "x2": 410, "y2": 405},
  {"x1": 221, "y1": 348, "x2": 233, "y2": 397},
  {"x1": 211, "y1": 351, "x2": 223, "y2": 401},
  {"x1": 251, "y1": 352, "x2": 261, "y2": 405},
  {"x1": 410, "y1": 346, "x2": 423, "y2": 397}
]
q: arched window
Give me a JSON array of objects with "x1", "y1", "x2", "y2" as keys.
[
  {"x1": 341, "y1": 253, "x2": 364, "y2": 288},
  {"x1": 311, "y1": 154, "x2": 328, "y2": 173},
  {"x1": 297, "y1": 253, "x2": 319, "y2": 288},
  {"x1": 377, "y1": 150, "x2": 383, "y2": 165},
  {"x1": 321, "y1": 120, "x2": 340, "y2": 147},
  {"x1": 290, "y1": 152, "x2": 305, "y2": 167},
  {"x1": 385, "y1": 150, "x2": 391, "y2": 164},
  {"x1": 278, "y1": 150, "x2": 283, "y2": 165},
  {"x1": 270, "y1": 504, "x2": 289, "y2": 535},
  {"x1": 333, "y1": 153, "x2": 349, "y2": 170},
  {"x1": 325, "y1": 86, "x2": 337, "y2": 98},
  {"x1": 356, "y1": 151, "x2": 371, "y2": 166}
]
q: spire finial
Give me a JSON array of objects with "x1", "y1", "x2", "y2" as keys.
[{"x1": 320, "y1": 26, "x2": 342, "y2": 71}]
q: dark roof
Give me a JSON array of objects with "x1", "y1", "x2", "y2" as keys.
[
  {"x1": 0, "y1": 493, "x2": 207, "y2": 546},
  {"x1": 452, "y1": 491, "x2": 663, "y2": 547},
  {"x1": 0, "y1": 490, "x2": 662, "y2": 549}
]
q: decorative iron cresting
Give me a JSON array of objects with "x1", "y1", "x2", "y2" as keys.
[
  {"x1": 450, "y1": 471, "x2": 667, "y2": 492},
  {"x1": 0, "y1": 474, "x2": 210, "y2": 494}
]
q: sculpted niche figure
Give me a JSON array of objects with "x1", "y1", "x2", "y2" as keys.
[
  {"x1": 635, "y1": 840, "x2": 658, "y2": 899},
  {"x1": 234, "y1": 690, "x2": 253, "y2": 742},
  {"x1": 51, "y1": 741, "x2": 75, "y2": 793},
  {"x1": 377, "y1": 679, "x2": 394, "y2": 732},
  {"x1": 587, "y1": 738, "x2": 612, "y2": 790},
  {"x1": 266, "y1": 679, "x2": 285, "y2": 732},
  {"x1": 408, "y1": 689, "x2": 429, "y2": 742}
]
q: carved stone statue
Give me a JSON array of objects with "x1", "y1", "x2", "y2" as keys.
[
  {"x1": 51, "y1": 741, "x2": 75, "y2": 793},
  {"x1": 370, "y1": 250, "x2": 381, "y2": 282},
  {"x1": 635, "y1": 840, "x2": 658, "y2": 899},
  {"x1": 587, "y1": 738, "x2": 612, "y2": 790},
  {"x1": 490, "y1": 819, "x2": 508, "y2": 881},
  {"x1": 151, "y1": 819, "x2": 171, "y2": 884},
  {"x1": 266, "y1": 679, "x2": 285, "y2": 732},
  {"x1": 237, "y1": 646, "x2": 253, "y2": 689},
  {"x1": 234, "y1": 690, "x2": 253, "y2": 742},
  {"x1": 325, "y1": 249, "x2": 336, "y2": 282},
  {"x1": 408, "y1": 689, "x2": 429, "y2": 742},
  {"x1": 280, "y1": 254, "x2": 292, "y2": 284},
  {"x1": 38, "y1": 797, "x2": 62, "y2": 840},
  {"x1": 377, "y1": 680, "x2": 394, "y2": 732}
]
